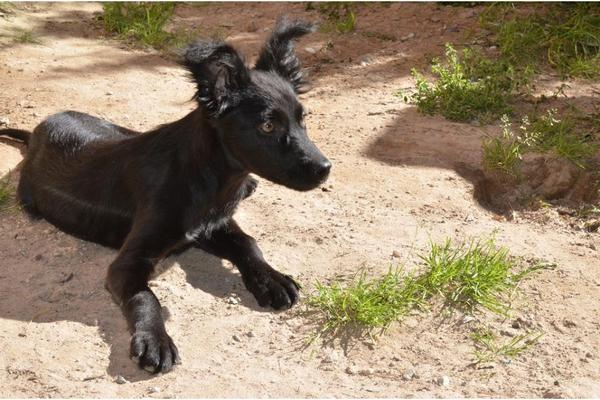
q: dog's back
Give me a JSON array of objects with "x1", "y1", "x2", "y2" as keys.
[{"x1": 19, "y1": 111, "x2": 139, "y2": 247}]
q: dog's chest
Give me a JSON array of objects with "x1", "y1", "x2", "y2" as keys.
[{"x1": 183, "y1": 176, "x2": 255, "y2": 241}]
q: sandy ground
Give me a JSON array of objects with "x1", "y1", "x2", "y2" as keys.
[{"x1": 0, "y1": 2, "x2": 599, "y2": 398}]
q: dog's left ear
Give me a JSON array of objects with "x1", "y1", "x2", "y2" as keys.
[
  {"x1": 184, "y1": 41, "x2": 250, "y2": 117},
  {"x1": 254, "y1": 17, "x2": 315, "y2": 94}
]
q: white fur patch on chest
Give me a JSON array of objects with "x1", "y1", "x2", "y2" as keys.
[{"x1": 184, "y1": 216, "x2": 229, "y2": 241}]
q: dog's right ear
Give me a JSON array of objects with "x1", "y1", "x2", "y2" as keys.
[
  {"x1": 254, "y1": 17, "x2": 315, "y2": 94},
  {"x1": 183, "y1": 41, "x2": 250, "y2": 117}
]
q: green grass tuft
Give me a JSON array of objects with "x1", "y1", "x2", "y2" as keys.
[
  {"x1": 307, "y1": 267, "x2": 423, "y2": 338},
  {"x1": 416, "y1": 237, "x2": 525, "y2": 316},
  {"x1": 313, "y1": 2, "x2": 357, "y2": 34},
  {"x1": 102, "y1": 2, "x2": 175, "y2": 48},
  {"x1": 482, "y1": 3, "x2": 600, "y2": 79},
  {"x1": 471, "y1": 327, "x2": 543, "y2": 364},
  {"x1": 307, "y1": 236, "x2": 544, "y2": 339},
  {"x1": 403, "y1": 44, "x2": 531, "y2": 124},
  {"x1": 12, "y1": 28, "x2": 41, "y2": 44},
  {"x1": 483, "y1": 110, "x2": 597, "y2": 176}
]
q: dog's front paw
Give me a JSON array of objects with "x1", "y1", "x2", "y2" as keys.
[
  {"x1": 243, "y1": 268, "x2": 300, "y2": 310},
  {"x1": 130, "y1": 329, "x2": 180, "y2": 373}
]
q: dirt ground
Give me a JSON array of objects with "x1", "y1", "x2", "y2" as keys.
[{"x1": 0, "y1": 2, "x2": 599, "y2": 398}]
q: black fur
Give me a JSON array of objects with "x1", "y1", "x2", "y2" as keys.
[
  {"x1": 0, "y1": 19, "x2": 329, "y2": 374},
  {"x1": 255, "y1": 17, "x2": 315, "y2": 93}
]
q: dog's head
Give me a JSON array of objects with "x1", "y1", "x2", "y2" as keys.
[{"x1": 184, "y1": 17, "x2": 330, "y2": 191}]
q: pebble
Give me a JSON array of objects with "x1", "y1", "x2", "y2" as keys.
[
  {"x1": 305, "y1": 47, "x2": 317, "y2": 54},
  {"x1": 359, "y1": 368, "x2": 375, "y2": 376},
  {"x1": 400, "y1": 32, "x2": 416, "y2": 42},
  {"x1": 226, "y1": 295, "x2": 239, "y2": 305},
  {"x1": 392, "y1": 250, "x2": 401, "y2": 258},
  {"x1": 563, "y1": 319, "x2": 577, "y2": 328},
  {"x1": 115, "y1": 375, "x2": 129, "y2": 384},
  {"x1": 446, "y1": 26, "x2": 460, "y2": 33},
  {"x1": 106, "y1": 91, "x2": 113, "y2": 96},
  {"x1": 246, "y1": 331, "x2": 255, "y2": 338},
  {"x1": 436, "y1": 375, "x2": 450, "y2": 386},
  {"x1": 0, "y1": 116, "x2": 8, "y2": 126},
  {"x1": 322, "y1": 350, "x2": 340, "y2": 363},
  {"x1": 232, "y1": 334, "x2": 241, "y2": 342},
  {"x1": 402, "y1": 368, "x2": 416, "y2": 381},
  {"x1": 360, "y1": 56, "x2": 373, "y2": 66},
  {"x1": 148, "y1": 386, "x2": 160, "y2": 394},
  {"x1": 511, "y1": 320, "x2": 522, "y2": 329},
  {"x1": 345, "y1": 365, "x2": 359, "y2": 375}
]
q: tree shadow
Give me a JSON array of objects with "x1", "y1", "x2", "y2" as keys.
[{"x1": 364, "y1": 96, "x2": 600, "y2": 214}]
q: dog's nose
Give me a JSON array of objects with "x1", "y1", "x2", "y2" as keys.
[{"x1": 315, "y1": 160, "x2": 331, "y2": 180}]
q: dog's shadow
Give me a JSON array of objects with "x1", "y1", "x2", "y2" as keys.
[{"x1": 0, "y1": 200, "x2": 264, "y2": 383}]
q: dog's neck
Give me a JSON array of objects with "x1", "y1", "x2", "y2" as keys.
[{"x1": 161, "y1": 108, "x2": 249, "y2": 193}]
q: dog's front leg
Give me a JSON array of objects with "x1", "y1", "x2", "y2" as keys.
[
  {"x1": 106, "y1": 215, "x2": 181, "y2": 373},
  {"x1": 195, "y1": 220, "x2": 299, "y2": 310}
]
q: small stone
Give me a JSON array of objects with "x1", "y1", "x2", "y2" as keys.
[
  {"x1": 563, "y1": 319, "x2": 577, "y2": 328},
  {"x1": 226, "y1": 295, "x2": 239, "y2": 305},
  {"x1": 500, "y1": 329, "x2": 516, "y2": 337},
  {"x1": 148, "y1": 386, "x2": 160, "y2": 394},
  {"x1": 488, "y1": 45, "x2": 498, "y2": 50},
  {"x1": 402, "y1": 368, "x2": 416, "y2": 381},
  {"x1": 462, "y1": 315, "x2": 476, "y2": 324},
  {"x1": 392, "y1": 250, "x2": 401, "y2": 258},
  {"x1": 511, "y1": 320, "x2": 522, "y2": 329},
  {"x1": 106, "y1": 91, "x2": 113, "y2": 96},
  {"x1": 322, "y1": 350, "x2": 340, "y2": 363},
  {"x1": 400, "y1": 32, "x2": 416, "y2": 42},
  {"x1": 305, "y1": 47, "x2": 317, "y2": 54},
  {"x1": 232, "y1": 334, "x2": 241, "y2": 342},
  {"x1": 115, "y1": 375, "x2": 129, "y2": 384},
  {"x1": 585, "y1": 352, "x2": 593, "y2": 359},
  {"x1": 436, "y1": 375, "x2": 450, "y2": 386},
  {"x1": 345, "y1": 365, "x2": 358, "y2": 375},
  {"x1": 360, "y1": 56, "x2": 373, "y2": 66},
  {"x1": 246, "y1": 331, "x2": 255, "y2": 338},
  {"x1": 446, "y1": 26, "x2": 460, "y2": 33},
  {"x1": 0, "y1": 116, "x2": 9, "y2": 126},
  {"x1": 359, "y1": 368, "x2": 375, "y2": 376}
]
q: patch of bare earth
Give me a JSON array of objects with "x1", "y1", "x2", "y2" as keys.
[{"x1": 0, "y1": 2, "x2": 598, "y2": 398}]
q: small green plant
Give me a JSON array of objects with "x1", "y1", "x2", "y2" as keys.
[
  {"x1": 482, "y1": 115, "x2": 526, "y2": 177},
  {"x1": 405, "y1": 44, "x2": 529, "y2": 123},
  {"x1": 483, "y1": 110, "x2": 597, "y2": 176},
  {"x1": 314, "y1": 2, "x2": 357, "y2": 34},
  {"x1": 306, "y1": 268, "x2": 422, "y2": 339},
  {"x1": 527, "y1": 110, "x2": 597, "y2": 168},
  {"x1": 12, "y1": 28, "x2": 41, "y2": 44},
  {"x1": 482, "y1": 3, "x2": 600, "y2": 78},
  {"x1": 307, "y1": 236, "x2": 544, "y2": 339},
  {"x1": 471, "y1": 327, "x2": 543, "y2": 364},
  {"x1": 416, "y1": 237, "x2": 541, "y2": 316},
  {"x1": 102, "y1": 2, "x2": 175, "y2": 48}
]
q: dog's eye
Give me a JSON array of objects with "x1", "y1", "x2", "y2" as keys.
[{"x1": 260, "y1": 121, "x2": 274, "y2": 134}]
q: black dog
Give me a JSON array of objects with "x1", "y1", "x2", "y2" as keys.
[{"x1": 0, "y1": 18, "x2": 330, "y2": 374}]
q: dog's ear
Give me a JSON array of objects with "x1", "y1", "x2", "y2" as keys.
[
  {"x1": 183, "y1": 41, "x2": 250, "y2": 117},
  {"x1": 254, "y1": 17, "x2": 315, "y2": 94}
]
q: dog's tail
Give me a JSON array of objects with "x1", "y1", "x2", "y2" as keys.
[{"x1": 0, "y1": 128, "x2": 30, "y2": 145}]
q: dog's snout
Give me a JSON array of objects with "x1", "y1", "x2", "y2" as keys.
[{"x1": 315, "y1": 159, "x2": 331, "y2": 180}]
